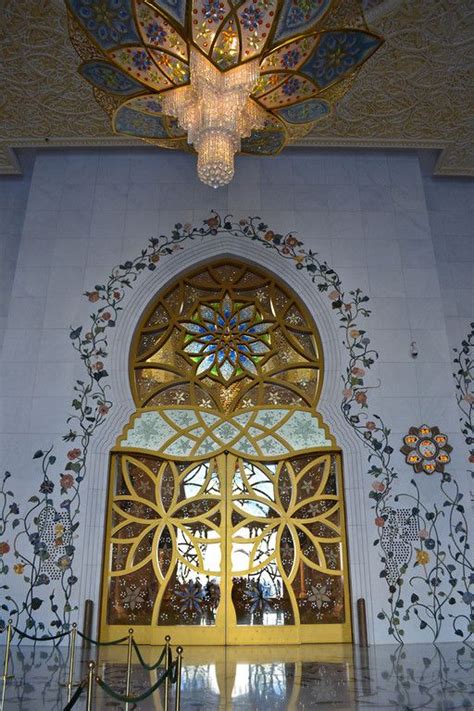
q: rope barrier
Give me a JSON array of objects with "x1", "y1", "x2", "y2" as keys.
[
  {"x1": 171, "y1": 654, "x2": 180, "y2": 685},
  {"x1": 62, "y1": 679, "x2": 86, "y2": 710},
  {"x1": 95, "y1": 663, "x2": 175, "y2": 703},
  {"x1": 4, "y1": 625, "x2": 128, "y2": 646},
  {"x1": 76, "y1": 630, "x2": 129, "y2": 646},
  {"x1": 11, "y1": 627, "x2": 71, "y2": 642},
  {"x1": 131, "y1": 638, "x2": 167, "y2": 671},
  {"x1": 1, "y1": 620, "x2": 184, "y2": 710}
]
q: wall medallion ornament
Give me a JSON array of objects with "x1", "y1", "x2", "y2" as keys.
[
  {"x1": 64, "y1": 0, "x2": 383, "y2": 186},
  {"x1": 401, "y1": 425, "x2": 452, "y2": 475}
]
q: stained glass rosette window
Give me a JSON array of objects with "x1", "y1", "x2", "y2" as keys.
[
  {"x1": 66, "y1": 1, "x2": 383, "y2": 185},
  {"x1": 130, "y1": 261, "x2": 323, "y2": 412},
  {"x1": 181, "y1": 294, "x2": 273, "y2": 383}
]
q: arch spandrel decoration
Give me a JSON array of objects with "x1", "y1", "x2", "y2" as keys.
[{"x1": 101, "y1": 260, "x2": 351, "y2": 645}]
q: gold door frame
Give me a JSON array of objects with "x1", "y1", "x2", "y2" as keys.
[{"x1": 99, "y1": 260, "x2": 352, "y2": 644}]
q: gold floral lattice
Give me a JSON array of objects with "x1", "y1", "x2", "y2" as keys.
[
  {"x1": 131, "y1": 260, "x2": 323, "y2": 414},
  {"x1": 107, "y1": 453, "x2": 223, "y2": 626},
  {"x1": 105, "y1": 451, "x2": 347, "y2": 629},
  {"x1": 231, "y1": 453, "x2": 346, "y2": 626}
]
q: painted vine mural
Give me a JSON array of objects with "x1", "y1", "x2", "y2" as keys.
[{"x1": 0, "y1": 214, "x2": 472, "y2": 643}]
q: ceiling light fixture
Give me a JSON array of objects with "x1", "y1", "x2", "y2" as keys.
[
  {"x1": 66, "y1": 1, "x2": 383, "y2": 188},
  {"x1": 162, "y1": 48, "x2": 266, "y2": 188}
]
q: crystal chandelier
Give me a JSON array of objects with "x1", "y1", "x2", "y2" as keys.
[
  {"x1": 162, "y1": 49, "x2": 266, "y2": 188},
  {"x1": 67, "y1": 1, "x2": 383, "y2": 189}
]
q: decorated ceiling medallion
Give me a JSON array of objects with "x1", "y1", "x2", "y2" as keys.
[
  {"x1": 66, "y1": 1, "x2": 383, "y2": 187},
  {"x1": 401, "y1": 425, "x2": 452, "y2": 475}
]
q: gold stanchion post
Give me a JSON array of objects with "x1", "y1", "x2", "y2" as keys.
[
  {"x1": 0, "y1": 620, "x2": 14, "y2": 683},
  {"x1": 82, "y1": 600, "x2": 93, "y2": 655},
  {"x1": 164, "y1": 635, "x2": 171, "y2": 711},
  {"x1": 125, "y1": 628, "x2": 133, "y2": 711},
  {"x1": 86, "y1": 660, "x2": 95, "y2": 711},
  {"x1": 0, "y1": 676, "x2": 6, "y2": 711},
  {"x1": 174, "y1": 646, "x2": 183, "y2": 711},
  {"x1": 61, "y1": 622, "x2": 78, "y2": 700},
  {"x1": 357, "y1": 598, "x2": 369, "y2": 647}
]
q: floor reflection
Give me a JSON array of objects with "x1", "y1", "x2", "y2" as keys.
[{"x1": 0, "y1": 642, "x2": 472, "y2": 709}]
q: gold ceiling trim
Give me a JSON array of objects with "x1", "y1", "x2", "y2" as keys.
[{"x1": 2, "y1": 138, "x2": 470, "y2": 178}]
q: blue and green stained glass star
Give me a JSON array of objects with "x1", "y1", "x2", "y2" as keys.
[{"x1": 181, "y1": 295, "x2": 273, "y2": 382}]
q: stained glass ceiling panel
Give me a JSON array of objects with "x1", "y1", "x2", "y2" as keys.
[{"x1": 66, "y1": 0, "x2": 383, "y2": 159}]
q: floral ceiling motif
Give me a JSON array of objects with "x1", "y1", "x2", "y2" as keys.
[
  {"x1": 62, "y1": 0, "x2": 382, "y2": 158},
  {"x1": 1, "y1": 0, "x2": 472, "y2": 175}
]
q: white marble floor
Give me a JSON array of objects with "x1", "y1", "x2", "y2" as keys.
[{"x1": 0, "y1": 642, "x2": 472, "y2": 709}]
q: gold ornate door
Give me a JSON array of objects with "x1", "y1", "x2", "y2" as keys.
[{"x1": 99, "y1": 261, "x2": 351, "y2": 644}]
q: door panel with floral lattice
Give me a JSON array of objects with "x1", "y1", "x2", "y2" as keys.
[{"x1": 100, "y1": 260, "x2": 352, "y2": 644}]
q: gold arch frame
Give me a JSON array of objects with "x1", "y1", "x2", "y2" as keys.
[{"x1": 100, "y1": 259, "x2": 352, "y2": 645}]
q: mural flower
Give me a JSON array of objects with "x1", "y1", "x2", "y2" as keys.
[
  {"x1": 175, "y1": 580, "x2": 205, "y2": 613},
  {"x1": 181, "y1": 294, "x2": 273, "y2": 382},
  {"x1": 416, "y1": 549, "x2": 430, "y2": 565},
  {"x1": 39, "y1": 480, "x2": 54, "y2": 495}
]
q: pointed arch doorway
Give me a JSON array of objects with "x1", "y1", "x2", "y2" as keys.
[{"x1": 99, "y1": 260, "x2": 352, "y2": 645}]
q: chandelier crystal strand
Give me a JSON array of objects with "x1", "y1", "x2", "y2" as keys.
[{"x1": 162, "y1": 49, "x2": 265, "y2": 188}]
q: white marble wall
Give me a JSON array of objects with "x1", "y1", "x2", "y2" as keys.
[
  {"x1": 0, "y1": 151, "x2": 35, "y2": 349},
  {"x1": 0, "y1": 147, "x2": 472, "y2": 644},
  {"x1": 419, "y1": 150, "x2": 474, "y2": 517}
]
